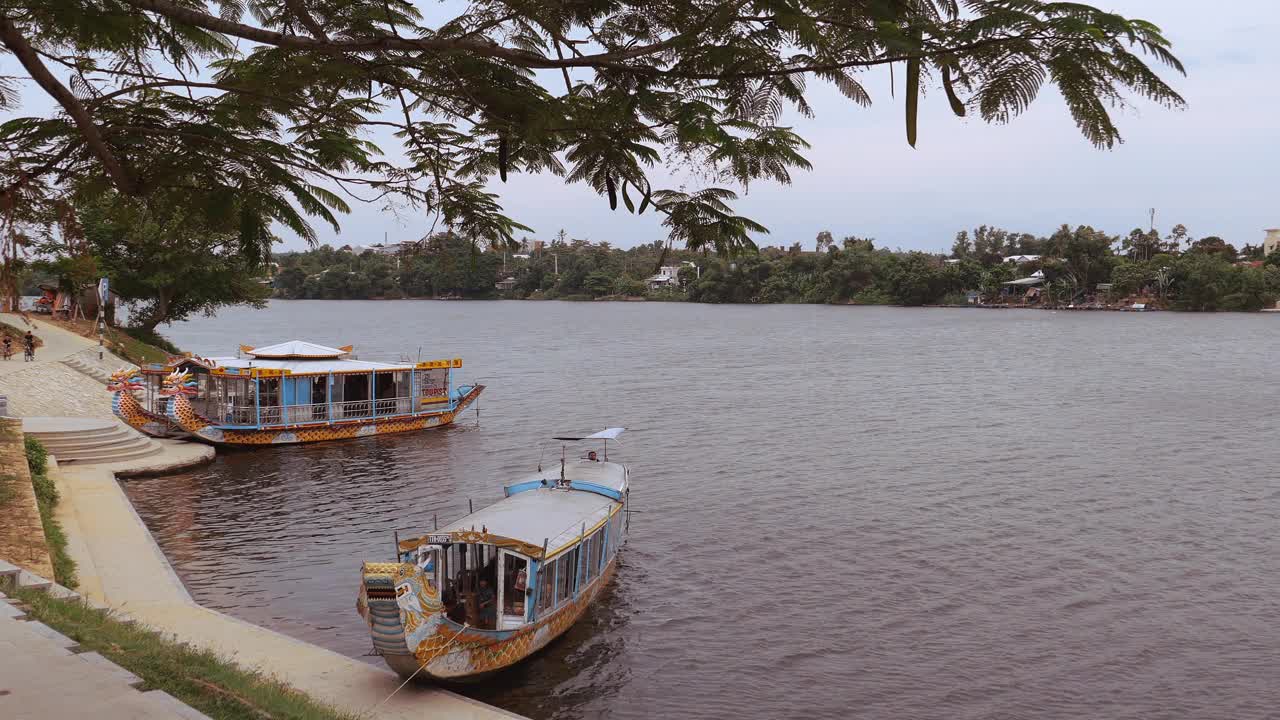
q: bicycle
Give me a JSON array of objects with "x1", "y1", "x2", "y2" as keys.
[
  {"x1": 1, "y1": 344, "x2": 11, "y2": 361},
  {"x1": 24, "y1": 345, "x2": 35, "y2": 362}
]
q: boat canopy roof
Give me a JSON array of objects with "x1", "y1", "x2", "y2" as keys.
[
  {"x1": 210, "y1": 356, "x2": 412, "y2": 374},
  {"x1": 437, "y1": 484, "x2": 621, "y2": 558},
  {"x1": 509, "y1": 459, "x2": 627, "y2": 493},
  {"x1": 553, "y1": 427, "x2": 625, "y2": 441},
  {"x1": 244, "y1": 340, "x2": 350, "y2": 359}
]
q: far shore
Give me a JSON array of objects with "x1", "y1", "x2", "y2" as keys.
[{"x1": 248, "y1": 296, "x2": 1280, "y2": 313}]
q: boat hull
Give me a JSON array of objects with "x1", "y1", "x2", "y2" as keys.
[
  {"x1": 166, "y1": 385, "x2": 484, "y2": 447},
  {"x1": 112, "y1": 389, "x2": 185, "y2": 438},
  {"x1": 362, "y1": 558, "x2": 617, "y2": 681}
]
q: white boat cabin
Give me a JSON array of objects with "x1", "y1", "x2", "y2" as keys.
[{"x1": 404, "y1": 456, "x2": 628, "y2": 632}]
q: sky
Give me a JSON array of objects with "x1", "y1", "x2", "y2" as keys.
[{"x1": 7, "y1": 1, "x2": 1279, "y2": 253}]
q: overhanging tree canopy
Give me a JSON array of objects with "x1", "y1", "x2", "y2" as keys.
[{"x1": 0, "y1": 0, "x2": 1184, "y2": 255}]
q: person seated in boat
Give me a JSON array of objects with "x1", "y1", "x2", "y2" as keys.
[
  {"x1": 477, "y1": 578, "x2": 496, "y2": 628},
  {"x1": 443, "y1": 588, "x2": 466, "y2": 624},
  {"x1": 587, "y1": 451, "x2": 598, "y2": 462}
]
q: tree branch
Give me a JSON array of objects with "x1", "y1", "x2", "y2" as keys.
[
  {"x1": 122, "y1": 0, "x2": 682, "y2": 69},
  {"x1": 0, "y1": 16, "x2": 138, "y2": 195}
]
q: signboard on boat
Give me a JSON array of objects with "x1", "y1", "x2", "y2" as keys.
[
  {"x1": 415, "y1": 358, "x2": 463, "y2": 369},
  {"x1": 427, "y1": 533, "x2": 452, "y2": 544}
]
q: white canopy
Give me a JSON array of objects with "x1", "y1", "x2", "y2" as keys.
[
  {"x1": 553, "y1": 427, "x2": 626, "y2": 441},
  {"x1": 245, "y1": 340, "x2": 348, "y2": 359}
]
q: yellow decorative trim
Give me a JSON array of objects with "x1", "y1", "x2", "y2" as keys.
[{"x1": 398, "y1": 531, "x2": 546, "y2": 559}]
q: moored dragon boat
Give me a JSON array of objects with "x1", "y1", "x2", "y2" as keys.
[
  {"x1": 357, "y1": 429, "x2": 629, "y2": 680},
  {"x1": 108, "y1": 366, "x2": 186, "y2": 438},
  {"x1": 147, "y1": 340, "x2": 482, "y2": 447}
]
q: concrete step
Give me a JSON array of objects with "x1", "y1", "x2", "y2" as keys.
[
  {"x1": 54, "y1": 444, "x2": 163, "y2": 464},
  {"x1": 24, "y1": 425, "x2": 124, "y2": 442},
  {"x1": 38, "y1": 432, "x2": 147, "y2": 452},
  {"x1": 25, "y1": 419, "x2": 164, "y2": 465},
  {"x1": 37, "y1": 427, "x2": 144, "y2": 445}
]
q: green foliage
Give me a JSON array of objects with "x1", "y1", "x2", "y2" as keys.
[
  {"x1": 24, "y1": 436, "x2": 47, "y2": 477},
  {"x1": 277, "y1": 235, "x2": 502, "y2": 299},
  {"x1": 5, "y1": 584, "x2": 358, "y2": 720},
  {"x1": 0, "y1": 0, "x2": 1184, "y2": 258},
  {"x1": 118, "y1": 326, "x2": 182, "y2": 356},
  {"x1": 24, "y1": 437, "x2": 75, "y2": 588},
  {"x1": 81, "y1": 190, "x2": 271, "y2": 331}
]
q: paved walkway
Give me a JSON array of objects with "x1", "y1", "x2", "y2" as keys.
[
  {"x1": 0, "y1": 313, "x2": 123, "y2": 418},
  {"x1": 0, "y1": 584, "x2": 211, "y2": 719}
]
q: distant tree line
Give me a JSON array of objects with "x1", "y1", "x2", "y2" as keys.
[{"x1": 274, "y1": 224, "x2": 1280, "y2": 312}]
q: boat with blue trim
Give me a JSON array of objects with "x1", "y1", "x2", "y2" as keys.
[
  {"x1": 357, "y1": 428, "x2": 629, "y2": 680},
  {"x1": 154, "y1": 340, "x2": 483, "y2": 447}
]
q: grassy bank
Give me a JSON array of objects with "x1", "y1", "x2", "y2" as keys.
[
  {"x1": 2, "y1": 582, "x2": 357, "y2": 720},
  {"x1": 39, "y1": 316, "x2": 175, "y2": 364},
  {"x1": 24, "y1": 437, "x2": 76, "y2": 588}
]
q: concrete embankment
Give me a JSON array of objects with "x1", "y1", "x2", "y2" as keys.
[
  {"x1": 0, "y1": 418, "x2": 54, "y2": 580},
  {"x1": 0, "y1": 314, "x2": 522, "y2": 719},
  {"x1": 55, "y1": 460, "x2": 520, "y2": 719}
]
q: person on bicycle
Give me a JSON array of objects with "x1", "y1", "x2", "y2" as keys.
[
  {"x1": 23, "y1": 330, "x2": 35, "y2": 361},
  {"x1": 2, "y1": 334, "x2": 11, "y2": 360}
]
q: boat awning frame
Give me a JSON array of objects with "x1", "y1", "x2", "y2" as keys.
[{"x1": 553, "y1": 427, "x2": 625, "y2": 441}]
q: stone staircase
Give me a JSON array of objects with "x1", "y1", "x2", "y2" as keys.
[
  {"x1": 0, "y1": 561, "x2": 211, "y2": 719},
  {"x1": 22, "y1": 417, "x2": 163, "y2": 465},
  {"x1": 61, "y1": 350, "x2": 117, "y2": 386}
]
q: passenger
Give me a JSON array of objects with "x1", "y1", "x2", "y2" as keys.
[
  {"x1": 587, "y1": 451, "x2": 598, "y2": 462},
  {"x1": 443, "y1": 588, "x2": 466, "y2": 624},
  {"x1": 477, "y1": 578, "x2": 496, "y2": 627}
]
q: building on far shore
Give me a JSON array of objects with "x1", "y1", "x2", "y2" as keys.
[
  {"x1": 646, "y1": 266, "x2": 681, "y2": 291},
  {"x1": 1003, "y1": 254, "x2": 1041, "y2": 264},
  {"x1": 1264, "y1": 229, "x2": 1280, "y2": 256}
]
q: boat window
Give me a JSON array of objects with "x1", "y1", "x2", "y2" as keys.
[
  {"x1": 501, "y1": 554, "x2": 529, "y2": 623},
  {"x1": 535, "y1": 561, "x2": 555, "y2": 615},
  {"x1": 587, "y1": 528, "x2": 605, "y2": 580},
  {"x1": 414, "y1": 545, "x2": 439, "y2": 592},
  {"x1": 439, "y1": 543, "x2": 499, "y2": 630},
  {"x1": 556, "y1": 547, "x2": 579, "y2": 603}
]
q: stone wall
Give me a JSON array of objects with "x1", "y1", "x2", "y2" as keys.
[{"x1": 0, "y1": 418, "x2": 54, "y2": 578}]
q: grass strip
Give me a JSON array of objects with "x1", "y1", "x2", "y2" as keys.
[
  {"x1": 2, "y1": 581, "x2": 358, "y2": 720},
  {"x1": 24, "y1": 437, "x2": 76, "y2": 588}
]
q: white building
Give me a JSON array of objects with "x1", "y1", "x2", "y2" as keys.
[
  {"x1": 646, "y1": 266, "x2": 681, "y2": 290},
  {"x1": 1002, "y1": 255, "x2": 1041, "y2": 264},
  {"x1": 1264, "y1": 229, "x2": 1280, "y2": 256}
]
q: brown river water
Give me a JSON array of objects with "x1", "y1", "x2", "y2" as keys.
[{"x1": 123, "y1": 301, "x2": 1280, "y2": 720}]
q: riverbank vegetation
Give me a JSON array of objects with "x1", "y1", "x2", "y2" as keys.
[
  {"x1": 2, "y1": 2, "x2": 1184, "y2": 324},
  {"x1": 24, "y1": 437, "x2": 76, "y2": 588},
  {"x1": 2, "y1": 582, "x2": 357, "y2": 720},
  {"x1": 275, "y1": 224, "x2": 1280, "y2": 311}
]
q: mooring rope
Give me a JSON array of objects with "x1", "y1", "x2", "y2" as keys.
[{"x1": 366, "y1": 621, "x2": 470, "y2": 716}]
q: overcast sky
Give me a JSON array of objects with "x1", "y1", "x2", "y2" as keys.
[{"x1": 8, "y1": 2, "x2": 1279, "y2": 252}]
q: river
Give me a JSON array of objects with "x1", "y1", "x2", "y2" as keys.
[{"x1": 122, "y1": 300, "x2": 1280, "y2": 719}]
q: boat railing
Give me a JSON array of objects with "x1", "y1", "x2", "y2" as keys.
[{"x1": 216, "y1": 397, "x2": 419, "y2": 427}]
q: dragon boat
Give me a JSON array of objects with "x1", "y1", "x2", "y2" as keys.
[
  {"x1": 108, "y1": 366, "x2": 188, "y2": 438},
  {"x1": 153, "y1": 340, "x2": 483, "y2": 447},
  {"x1": 358, "y1": 429, "x2": 629, "y2": 681}
]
